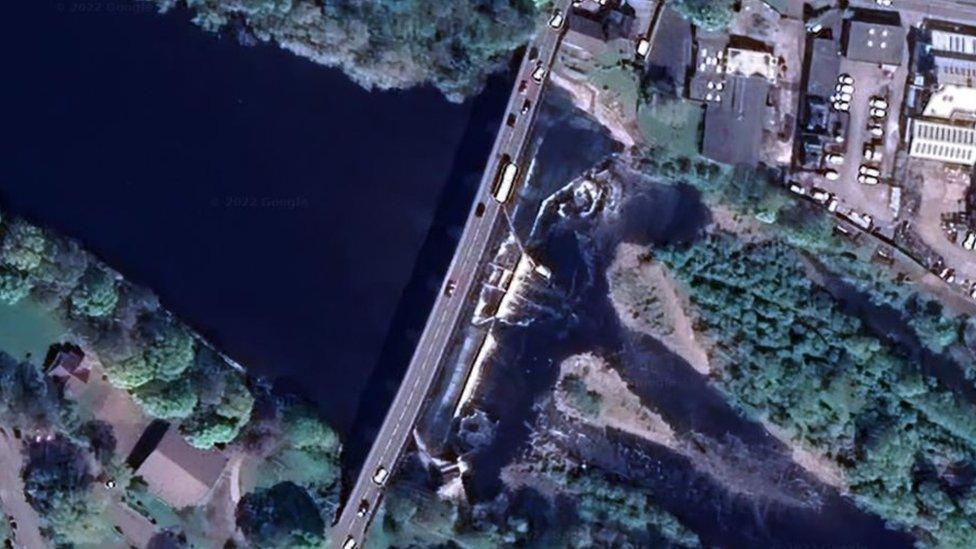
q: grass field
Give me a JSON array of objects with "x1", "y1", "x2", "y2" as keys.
[
  {"x1": 637, "y1": 96, "x2": 704, "y2": 158},
  {"x1": 0, "y1": 299, "x2": 69, "y2": 363}
]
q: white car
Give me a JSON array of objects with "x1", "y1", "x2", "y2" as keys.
[
  {"x1": 868, "y1": 124, "x2": 884, "y2": 138},
  {"x1": 859, "y1": 165, "x2": 881, "y2": 177},
  {"x1": 531, "y1": 64, "x2": 547, "y2": 83},
  {"x1": 837, "y1": 92, "x2": 853, "y2": 103},
  {"x1": 636, "y1": 37, "x2": 650, "y2": 57},
  {"x1": 838, "y1": 74, "x2": 854, "y2": 85},
  {"x1": 548, "y1": 10, "x2": 564, "y2": 29},
  {"x1": 789, "y1": 183, "x2": 806, "y2": 195},
  {"x1": 343, "y1": 537, "x2": 358, "y2": 549},
  {"x1": 970, "y1": 282, "x2": 976, "y2": 300},
  {"x1": 810, "y1": 188, "x2": 831, "y2": 203},
  {"x1": 863, "y1": 145, "x2": 883, "y2": 161},
  {"x1": 964, "y1": 232, "x2": 976, "y2": 251},
  {"x1": 869, "y1": 97, "x2": 889, "y2": 109},
  {"x1": 826, "y1": 153, "x2": 845, "y2": 165},
  {"x1": 372, "y1": 466, "x2": 390, "y2": 486},
  {"x1": 827, "y1": 198, "x2": 839, "y2": 213},
  {"x1": 858, "y1": 174, "x2": 880, "y2": 185},
  {"x1": 824, "y1": 169, "x2": 840, "y2": 181},
  {"x1": 836, "y1": 83, "x2": 855, "y2": 94},
  {"x1": 876, "y1": 0, "x2": 892, "y2": 5},
  {"x1": 833, "y1": 101, "x2": 850, "y2": 112},
  {"x1": 870, "y1": 107, "x2": 887, "y2": 118}
]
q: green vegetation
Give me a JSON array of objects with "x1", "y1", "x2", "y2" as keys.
[
  {"x1": 237, "y1": 481, "x2": 325, "y2": 548},
  {"x1": 545, "y1": 467, "x2": 700, "y2": 548},
  {"x1": 0, "y1": 210, "x2": 260, "y2": 449},
  {"x1": 668, "y1": 0, "x2": 736, "y2": 31},
  {"x1": 657, "y1": 232, "x2": 976, "y2": 546},
  {"x1": 153, "y1": 0, "x2": 542, "y2": 102},
  {"x1": 558, "y1": 374, "x2": 603, "y2": 419},
  {"x1": 637, "y1": 97, "x2": 703, "y2": 158}
]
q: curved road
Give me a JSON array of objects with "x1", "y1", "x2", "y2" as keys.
[{"x1": 330, "y1": 4, "x2": 573, "y2": 547}]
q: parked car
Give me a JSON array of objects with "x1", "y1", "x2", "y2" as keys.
[
  {"x1": 876, "y1": 0, "x2": 892, "y2": 6},
  {"x1": 826, "y1": 153, "x2": 845, "y2": 165},
  {"x1": 837, "y1": 92, "x2": 853, "y2": 103},
  {"x1": 810, "y1": 187, "x2": 832, "y2": 204},
  {"x1": 859, "y1": 165, "x2": 881, "y2": 177},
  {"x1": 870, "y1": 107, "x2": 887, "y2": 118},
  {"x1": 869, "y1": 97, "x2": 889, "y2": 109},
  {"x1": 548, "y1": 9, "x2": 564, "y2": 29},
  {"x1": 833, "y1": 101, "x2": 850, "y2": 112},
  {"x1": 824, "y1": 169, "x2": 840, "y2": 181},
  {"x1": 858, "y1": 174, "x2": 880, "y2": 185},
  {"x1": 838, "y1": 74, "x2": 854, "y2": 85},
  {"x1": 868, "y1": 124, "x2": 884, "y2": 138},
  {"x1": 836, "y1": 83, "x2": 855, "y2": 94},
  {"x1": 863, "y1": 144, "x2": 883, "y2": 161}
]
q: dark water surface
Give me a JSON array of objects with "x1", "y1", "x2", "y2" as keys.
[{"x1": 0, "y1": 1, "x2": 511, "y2": 442}]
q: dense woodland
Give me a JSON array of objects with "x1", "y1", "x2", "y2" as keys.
[
  {"x1": 658, "y1": 232, "x2": 976, "y2": 546},
  {"x1": 152, "y1": 0, "x2": 542, "y2": 101}
]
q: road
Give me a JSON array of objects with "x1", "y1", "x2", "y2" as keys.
[{"x1": 329, "y1": 4, "x2": 573, "y2": 547}]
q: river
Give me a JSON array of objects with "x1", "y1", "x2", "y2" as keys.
[{"x1": 0, "y1": 0, "x2": 512, "y2": 451}]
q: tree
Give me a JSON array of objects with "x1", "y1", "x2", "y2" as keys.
[
  {"x1": 236, "y1": 482, "x2": 326, "y2": 548},
  {"x1": 0, "y1": 219, "x2": 47, "y2": 273},
  {"x1": 139, "y1": 315, "x2": 195, "y2": 382},
  {"x1": 132, "y1": 378, "x2": 198, "y2": 420},
  {"x1": 155, "y1": 0, "x2": 540, "y2": 102},
  {"x1": 669, "y1": 0, "x2": 736, "y2": 31},
  {"x1": 181, "y1": 410, "x2": 241, "y2": 449},
  {"x1": 0, "y1": 268, "x2": 32, "y2": 305},
  {"x1": 70, "y1": 266, "x2": 119, "y2": 318},
  {"x1": 103, "y1": 352, "x2": 154, "y2": 390},
  {"x1": 282, "y1": 405, "x2": 339, "y2": 455}
]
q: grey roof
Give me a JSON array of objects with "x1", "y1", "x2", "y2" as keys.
[
  {"x1": 701, "y1": 75, "x2": 770, "y2": 165},
  {"x1": 645, "y1": 7, "x2": 693, "y2": 93},
  {"x1": 806, "y1": 37, "x2": 841, "y2": 99},
  {"x1": 845, "y1": 20, "x2": 906, "y2": 66}
]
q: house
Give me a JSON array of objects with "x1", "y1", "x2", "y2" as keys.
[
  {"x1": 128, "y1": 421, "x2": 228, "y2": 509},
  {"x1": 701, "y1": 75, "x2": 771, "y2": 165},
  {"x1": 44, "y1": 343, "x2": 89, "y2": 390}
]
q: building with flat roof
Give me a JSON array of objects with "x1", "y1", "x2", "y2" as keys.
[
  {"x1": 909, "y1": 119, "x2": 976, "y2": 165},
  {"x1": 931, "y1": 28, "x2": 976, "y2": 56},
  {"x1": 844, "y1": 19, "x2": 906, "y2": 66},
  {"x1": 933, "y1": 54, "x2": 976, "y2": 87},
  {"x1": 923, "y1": 85, "x2": 976, "y2": 121},
  {"x1": 701, "y1": 75, "x2": 770, "y2": 165}
]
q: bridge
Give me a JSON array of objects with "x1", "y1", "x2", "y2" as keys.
[{"x1": 329, "y1": 3, "x2": 573, "y2": 547}]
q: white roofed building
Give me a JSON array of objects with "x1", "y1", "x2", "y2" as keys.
[{"x1": 909, "y1": 119, "x2": 976, "y2": 166}]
